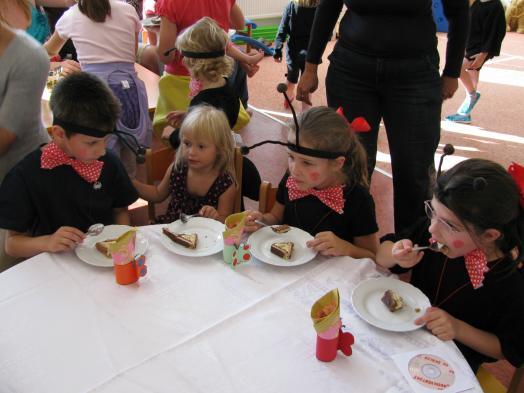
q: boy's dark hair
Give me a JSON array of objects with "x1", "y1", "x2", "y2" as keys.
[
  {"x1": 50, "y1": 72, "x2": 121, "y2": 137},
  {"x1": 435, "y1": 158, "x2": 524, "y2": 263}
]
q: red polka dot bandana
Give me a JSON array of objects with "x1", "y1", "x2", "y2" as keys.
[
  {"x1": 464, "y1": 249, "x2": 489, "y2": 289},
  {"x1": 41, "y1": 142, "x2": 104, "y2": 184},
  {"x1": 286, "y1": 176, "x2": 344, "y2": 214}
]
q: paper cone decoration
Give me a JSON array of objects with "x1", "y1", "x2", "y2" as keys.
[
  {"x1": 223, "y1": 212, "x2": 251, "y2": 267},
  {"x1": 109, "y1": 229, "x2": 148, "y2": 285},
  {"x1": 311, "y1": 289, "x2": 354, "y2": 362},
  {"x1": 508, "y1": 162, "x2": 524, "y2": 208}
]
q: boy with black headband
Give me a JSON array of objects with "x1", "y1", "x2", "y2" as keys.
[{"x1": 0, "y1": 72, "x2": 138, "y2": 259}]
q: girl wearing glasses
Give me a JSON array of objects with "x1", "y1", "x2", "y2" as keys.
[{"x1": 376, "y1": 158, "x2": 524, "y2": 373}]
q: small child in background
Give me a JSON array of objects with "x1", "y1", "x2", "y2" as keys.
[
  {"x1": 133, "y1": 105, "x2": 237, "y2": 223},
  {"x1": 273, "y1": 0, "x2": 319, "y2": 111},
  {"x1": 0, "y1": 72, "x2": 138, "y2": 259},
  {"x1": 445, "y1": 0, "x2": 506, "y2": 124},
  {"x1": 375, "y1": 159, "x2": 524, "y2": 372},
  {"x1": 245, "y1": 107, "x2": 379, "y2": 259}
]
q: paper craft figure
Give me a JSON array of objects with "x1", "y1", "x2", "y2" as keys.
[
  {"x1": 223, "y1": 212, "x2": 252, "y2": 267},
  {"x1": 109, "y1": 229, "x2": 148, "y2": 285},
  {"x1": 508, "y1": 162, "x2": 524, "y2": 208},
  {"x1": 311, "y1": 288, "x2": 354, "y2": 362}
]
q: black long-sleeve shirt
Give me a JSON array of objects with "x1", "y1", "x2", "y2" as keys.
[
  {"x1": 306, "y1": 0, "x2": 470, "y2": 77},
  {"x1": 466, "y1": 0, "x2": 506, "y2": 58},
  {"x1": 273, "y1": 2, "x2": 317, "y2": 58}
]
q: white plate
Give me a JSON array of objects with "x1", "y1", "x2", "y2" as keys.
[
  {"x1": 159, "y1": 217, "x2": 224, "y2": 257},
  {"x1": 75, "y1": 225, "x2": 149, "y2": 267},
  {"x1": 141, "y1": 16, "x2": 161, "y2": 27},
  {"x1": 248, "y1": 226, "x2": 317, "y2": 267},
  {"x1": 351, "y1": 277, "x2": 431, "y2": 332}
]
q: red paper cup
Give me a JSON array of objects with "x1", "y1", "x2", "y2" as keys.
[
  {"x1": 114, "y1": 261, "x2": 138, "y2": 285},
  {"x1": 316, "y1": 334, "x2": 339, "y2": 362}
]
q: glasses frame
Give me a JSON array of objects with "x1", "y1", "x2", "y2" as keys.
[{"x1": 424, "y1": 200, "x2": 463, "y2": 233}]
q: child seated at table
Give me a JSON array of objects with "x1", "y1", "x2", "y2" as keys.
[
  {"x1": 245, "y1": 106, "x2": 379, "y2": 259},
  {"x1": 375, "y1": 159, "x2": 524, "y2": 373},
  {"x1": 0, "y1": 72, "x2": 138, "y2": 259},
  {"x1": 133, "y1": 104, "x2": 236, "y2": 223}
]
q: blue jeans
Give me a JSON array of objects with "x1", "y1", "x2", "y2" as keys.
[{"x1": 326, "y1": 44, "x2": 442, "y2": 232}]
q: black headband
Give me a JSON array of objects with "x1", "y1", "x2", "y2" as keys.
[
  {"x1": 53, "y1": 118, "x2": 110, "y2": 138},
  {"x1": 181, "y1": 49, "x2": 225, "y2": 59}
]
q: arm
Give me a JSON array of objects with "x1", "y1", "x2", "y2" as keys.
[
  {"x1": 306, "y1": 231, "x2": 378, "y2": 259},
  {"x1": 5, "y1": 228, "x2": 84, "y2": 258},
  {"x1": 226, "y1": 43, "x2": 264, "y2": 64},
  {"x1": 212, "y1": 184, "x2": 237, "y2": 223},
  {"x1": 0, "y1": 129, "x2": 16, "y2": 157},
  {"x1": 157, "y1": 17, "x2": 178, "y2": 64},
  {"x1": 36, "y1": 0, "x2": 75, "y2": 6},
  {"x1": 132, "y1": 164, "x2": 172, "y2": 203},
  {"x1": 44, "y1": 31, "x2": 66, "y2": 57},
  {"x1": 244, "y1": 201, "x2": 285, "y2": 232},
  {"x1": 229, "y1": 4, "x2": 245, "y2": 31},
  {"x1": 113, "y1": 207, "x2": 131, "y2": 225},
  {"x1": 273, "y1": 3, "x2": 292, "y2": 60}
]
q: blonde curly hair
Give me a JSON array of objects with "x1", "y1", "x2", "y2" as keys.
[
  {"x1": 176, "y1": 17, "x2": 234, "y2": 83},
  {"x1": 293, "y1": 0, "x2": 319, "y2": 7}
]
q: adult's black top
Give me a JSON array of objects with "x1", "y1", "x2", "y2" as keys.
[{"x1": 306, "y1": 0, "x2": 470, "y2": 78}]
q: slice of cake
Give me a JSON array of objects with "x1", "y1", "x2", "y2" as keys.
[
  {"x1": 381, "y1": 289, "x2": 404, "y2": 312},
  {"x1": 270, "y1": 241, "x2": 294, "y2": 260},
  {"x1": 95, "y1": 238, "x2": 118, "y2": 258},
  {"x1": 162, "y1": 227, "x2": 197, "y2": 249},
  {"x1": 271, "y1": 224, "x2": 291, "y2": 234}
]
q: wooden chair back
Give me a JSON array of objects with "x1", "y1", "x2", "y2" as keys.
[
  {"x1": 258, "y1": 181, "x2": 278, "y2": 214},
  {"x1": 476, "y1": 364, "x2": 524, "y2": 393},
  {"x1": 233, "y1": 147, "x2": 243, "y2": 213},
  {"x1": 145, "y1": 147, "x2": 175, "y2": 221}
]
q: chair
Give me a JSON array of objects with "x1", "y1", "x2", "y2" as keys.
[
  {"x1": 258, "y1": 181, "x2": 277, "y2": 214},
  {"x1": 145, "y1": 147, "x2": 175, "y2": 221},
  {"x1": 476, "y1": 364, "x2": 524, "y2": 393},
  {"x1": 233, "y1": 147, "x2": 243, "y2": 213}
]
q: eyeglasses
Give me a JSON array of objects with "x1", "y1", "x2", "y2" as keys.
[{"x1": 424, "y1": 200, "x2": 463, "y2": 233}]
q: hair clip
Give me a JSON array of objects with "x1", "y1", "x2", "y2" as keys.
[
  {"x1": 437, "y1": 144, "x2": 455, "y2": 178},
  {"x1": 472, "y1": 177, "x2": 487, "y2": 191},
  {"x1": 508, "y1": 162, "x2": 524, "y2": 208},
  {"x1": 335, "y1": 107, "x2": 371, "y2": 133}
]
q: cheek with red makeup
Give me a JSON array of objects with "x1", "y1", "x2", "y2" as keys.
[
  {"x1": 309, "y1": 172, "x2": 320, "y2": 182},
  {"x1": 452, "y1": 240, "x2": 465, "y2": 249}
]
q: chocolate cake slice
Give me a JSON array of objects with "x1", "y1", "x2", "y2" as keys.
[
  {"x1": 271, "y1": 224, "x2": 291, "y2": 234},
  {"x1": 381, "y1": 289, "x2": 404, "y2": 312},
  {"x1": 270, "y1": 241, "x2": 294, "y2": 260},
  {"x1": 95, "y1": 238, "x2": 118, "y2": 258},
  {"x1": 162, "y1": 227, "x2": 198, "y2": 249}
]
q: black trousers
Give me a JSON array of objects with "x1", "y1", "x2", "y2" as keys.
[{"x1": 326, "y1": 44, "x2": 442, "y2": 232}]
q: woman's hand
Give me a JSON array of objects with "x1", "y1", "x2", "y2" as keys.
[
  {"x1": 306, "y1": 231, "x2": 350, "y2": 257},
  {"x1": 199, "y1": 205, "x2": 219, "y2": 221},
  {"x1": 415, "y1": 307, "x2": 461, "y2": 341},
  {"x1": 46, "y1": 226, "x2": 85, "y2": 253},
  {"x1": 244, "y1": 210, "x2": 264, "y2": 232},
  {"x1": 441, "y1": 75, "x2": 458, "y2": 100},
  {"x1": 296, "y1": 65, "x2": 318, "y2": 105},
  {"x1": 391, "y1": 239, "x2": 424, "y2": 268}
]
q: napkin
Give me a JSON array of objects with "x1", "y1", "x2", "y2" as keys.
[
  {"x1": 311, "y1": 289, "x2": 354, "y2": 362},
  {"x1": 222, "y1": 212, "x2": 252, "y2": 267},
  {"x1": 109, "y1": 229, "x2": 147, "y2": 285}
]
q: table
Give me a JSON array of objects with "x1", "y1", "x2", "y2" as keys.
[
  {"x1": 0, "y1": 225, "x2": 482, "y2": 393},
  {"x1": 41, "y1": 63, "x2": 159, "y2": 131}
]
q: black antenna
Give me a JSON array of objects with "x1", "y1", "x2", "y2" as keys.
[
  {"x1": 437, "y1": 144, "x2": 455, "y2": 177},
  {"x1": 277, "y1": 83, "x2": 300, "y2": 147}
]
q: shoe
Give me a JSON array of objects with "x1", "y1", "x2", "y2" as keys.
[
  {"x1": 445, "y1": 113, "x2": 471, "y2": 124},
  {"x1": 457, "y1": 91, "x2": 481, "y2": 115}
]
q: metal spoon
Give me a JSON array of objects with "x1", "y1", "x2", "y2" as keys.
[
  {"x1": 86, "y1": 223, "x2": 104, "y2": 237},
  {"x1": 254, "y1": 219, "x2": 268, "y2": 227},
  {"x1": 412, "y1": 242, "x2": 445, "y2": 252},
  {"x1": 180, "y1": 213, "x2": 200, "y2": 223}
]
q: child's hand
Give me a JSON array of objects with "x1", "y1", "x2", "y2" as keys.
[
  {"x1": 467, "y1": 52, "x2": 488, "y2": 71},
  {"x1": 391, "y1": 239, "x2": 424, "y2": 268},
  {"x1": 166, "y1": 110, "x2": 185, "y2": 128},
  {"x1": 306, "y1": 231, "x2": 350, "y2": 257},
  {"x1": 415, "y1": 307, "x2": 460, "y2": 341},
  {"x1": 46, "y1": 226, "x2": 85, "y2": 253},
  {"x1": 246, "y1": 50, "x2": 264, "y2": 65},
  {"x1": 273, "y1": 50, "x2": 282, "y2": 63},
  {"x1": 240, "y1": 61, "x2": 260, "y2": 78},
  {"x1": 199, "y1": 205, "x2": 219, "y2": 221},
  {"x1": 244, "y1": 210, "x2": 264, "y2": 232}
]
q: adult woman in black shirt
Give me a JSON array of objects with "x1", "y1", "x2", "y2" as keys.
[{"x1": 297, "y1": 0, "x2": 469, "y2": 232}]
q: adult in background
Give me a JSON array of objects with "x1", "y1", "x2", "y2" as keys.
[{"x1": 297, "y1": 0, "x2": 469, "y2": 232}]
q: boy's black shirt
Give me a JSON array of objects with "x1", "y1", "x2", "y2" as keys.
[{"x1": 0, "y1": 147, "x2": 138, "y2": 236}]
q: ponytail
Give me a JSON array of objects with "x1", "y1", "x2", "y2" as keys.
[{"x1": 78, "y1": 0, "x2": 111, "y2": 23}]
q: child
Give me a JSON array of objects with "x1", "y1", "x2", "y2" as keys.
[
  {"x1": 245, "y1": 107, "x2": 379, "y2": 259},
  {"x1": 133, "y1": 105, "x2": 236, "y2": 223},
  {"x1": 445, "y1": 0, "x2": 506, "y2": 124},
  {"x1": 375, "y1": 159, "x2": 524, "y2": 373},
  {"x1": 161, "y1": 16, "x2": 249, "y2": 144},
  {"x1": 0, "y1": 72, "x2": 138, "y2": 259},
  {"x1": 273, "y1": 0, "x2": 319, "y2": 111},
  {"x1": 44, "y1": 0, "x2": 152, "y2": 178}
]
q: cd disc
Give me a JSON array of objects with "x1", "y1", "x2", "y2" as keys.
[{"x1": 408, "y1": 354, "x2": 455, "y2": 390}]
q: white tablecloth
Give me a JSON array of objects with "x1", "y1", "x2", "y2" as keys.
[{"x1": 0, "y1": 225, "x2": 481, "y2": 393}]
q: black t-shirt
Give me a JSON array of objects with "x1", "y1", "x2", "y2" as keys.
[
  {"x1": 0, "y1": 148, "x2": 138, "y2": 236},
  {"x1": 276, "y1": 172, "x2": 378, "y2": 241},
  {"x1": 306, "y1": 0, "x2": 469, "y2": 77},
  {"x1": 383, "y1": 218, "x2": 524, "y2": 372},
  {"x1": 466, "y1": 0, "x2": 506, "y2": 58}
]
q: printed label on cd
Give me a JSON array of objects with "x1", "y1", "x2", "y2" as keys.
[{"x1": 408, "y1": 354, "x2": 455, "y2": 390}]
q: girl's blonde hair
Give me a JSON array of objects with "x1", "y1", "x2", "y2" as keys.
[
  {"x1": 288, "y1": 106, "x2": 369, "y2": 188},
  {"x1": 176, "y1": 16, "x2": 233, "y2": 82},
  {"x1": 293, "y1": 0, "x2": 320, "y2": 7},
  {"x1": 0, "y1": 0, "x2": 31, "y2": 24},
  {"x1": 176, "y1": 105, "x2": 236, "y2": 184}
]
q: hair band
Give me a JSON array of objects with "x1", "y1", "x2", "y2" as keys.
[{"x1": 181, "y1": 49, "x2": 226, "y2": 59}]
